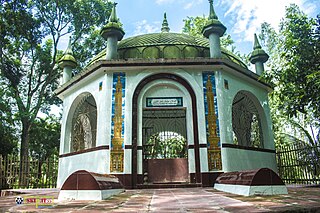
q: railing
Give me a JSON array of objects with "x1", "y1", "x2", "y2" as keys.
[
  {"x1": 0, "y1": 154, "x2": 58, "y2": 190},
  {"x1": 276, "y1": 142, "x2": 320, "y2": 185}
]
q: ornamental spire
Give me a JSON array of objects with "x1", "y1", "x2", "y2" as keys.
[
  {"x1": 209, "y1": 0, "x2": 218, "y2": 20},
  {"x1": 109, "y1": 2, "x2": 119, "y2": 23},
  {"x1": 253, "y1": 33, "x2": 262, "y2": 50},
  {"x1": 65, "y1": 37, "x2": 74, "y2": 56},
  {"x1": 202, "y1": 0, "x2": 226, "y2": 58},
  {"x1": 59, "y1": 37, "x2": 77, "y2": 69},
  {"x1": 100, "y1": 2, "x2": 125, "y2": 60},
  {"x1": 58, "y1": 37, "x2": 77, "y2": 84},
  {"x1": 161, "y1": 12, "x2": 170, "y2": 33},
  {"x1": 249, "y1": 33, "x2": 269, "y2": 75}
]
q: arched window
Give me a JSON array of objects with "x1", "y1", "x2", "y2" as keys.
[
  {"x1": 232, "y1": 91, "x2": 264, "y2": 148},
  {"x1": 71, "y1": 94, "x2": 97, "y2": 152}
]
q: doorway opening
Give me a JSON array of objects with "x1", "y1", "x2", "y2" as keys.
[{"x1": 142, "y1": 108, "x2": 189, "y2": 183}]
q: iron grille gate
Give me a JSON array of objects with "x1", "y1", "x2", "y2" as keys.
[{"x1": 142, "y1": 108, "x2": 189, "y2": 183}]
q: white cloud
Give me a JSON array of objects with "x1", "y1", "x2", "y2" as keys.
[
  {"x1": 220, "y1": 0, "x2": 316, "y2": 42},
  {"x1": 184, "y1": 2, "x2": 193, "y2": 9},
  {"x1": 184, "y1": 0, "x2": 203, "y2": 9},
  {"x1": 155, "y1": 0, "x2": 203, "y2": 10},
  {"x1": 133, "y1": 20, "x2": 160, "y2": 36},
  {"x1": 155, "y1": 0, "x2": 175, "y2": 5}
]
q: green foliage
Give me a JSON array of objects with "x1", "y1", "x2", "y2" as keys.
[
  {"x1": 182, "y1": 16, "x2": 207, "y2": 38},
  {"x1": 144, "y1": 132, "x2": 187, "y2": 159},
  {"x1": 73, "y1": 28, "x2": 107, "y2": 72},
  {"x1": 0, "y1": 124, "x2": 18, "y2": 156},
  {"x1": 0, "y1": 0, "x2": 112, "y2": 185},
  {"x1": 278, "y1": 6, "x2": 319, "y2": 120},
  {"x1": 29, "y1": 116, "x2": 61, "y2": 161},
  {"x1": 0, "y1": 86, "x2": 18, "y2": 155},
  {"x1": 260, "y1": 4, "x2": 319, "y2": 147}
]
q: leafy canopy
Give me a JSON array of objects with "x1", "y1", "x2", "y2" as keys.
[
  {"x1": 0, "y1": 0, "x2": 112, "y2": 185},
  {"x1": 260, "y1": 4, "x2": 319, "y2": 146}
]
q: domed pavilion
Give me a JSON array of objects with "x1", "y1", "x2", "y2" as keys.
[{"x1": 56, "y1": 1, "x2": 275, "y2": 189}]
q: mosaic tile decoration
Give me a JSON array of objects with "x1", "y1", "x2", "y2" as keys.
[
  {"x1": 202, "y1": 72, "x2": 220, "y2": 140},
  {"x1": 110, "y1": 72, "x2": 126, "y2": 173},
  {"x1": 110, "y1": 72, "x2": 126, "y2": 147},
  {"x1": 202, "y1": 71, "x2": 222, "y2": 170}
]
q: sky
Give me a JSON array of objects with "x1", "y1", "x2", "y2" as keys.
[{"x1": 111, "y1": 0, "x2": 319, "y2": 54}]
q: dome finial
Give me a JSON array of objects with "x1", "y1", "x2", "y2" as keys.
[
  {"x1": 59, "y1": 37, "x2": 77, "y2": 84},
  {"x1": 100, "y1": 2, "x2": 125, "y2": 60},
  {"x1": 249, "y1": 33, "x2": 269, "y2": 75},
  {"x1": 208, "y1": 0, "x2": 218, "y2": 20},
  {"x1": 59, "y1": 36, "x2": 77, "y2": 68},
  {"x1": 109, "y1": 2, "x2": 119, "y2": 23},
  {"x1": 202, "y1": 0, "x2": 226, "y2": 58},
  {"x1": 65, "y1": 36, "x2": 74, "y2": 55},
  {"x1": 161, "y1": 12, "x2": 170, "y2": 33},
  {"x1": 253, "y1": 33, "x2": 262, "y2": 50}
]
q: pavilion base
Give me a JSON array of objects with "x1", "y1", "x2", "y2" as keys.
[
  {"x1": 214, "y1": 184, "x2": 288, "y2": 196},
  {"x1": 214, "y1": 168, "x2": 288, "y2": 196},
  {"x1": 58, "y1": 170, "x2": 124, "y2": 200},
  {"x1": 58, "y1": 189, "x2": 124, "y2": 200}
]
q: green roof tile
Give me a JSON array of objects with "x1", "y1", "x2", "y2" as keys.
[{"x1": 87, "y1": 32, "x2": 247, "y2": 69}]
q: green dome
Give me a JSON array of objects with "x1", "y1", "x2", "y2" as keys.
[{"x1": 89, "y1": 32, "x2": 247, "y2": 68}]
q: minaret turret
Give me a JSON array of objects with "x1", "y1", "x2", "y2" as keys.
[
  {"x1": 202, "y1": 0, "x2": 226, "y2": 58},
  {"x1": 161, "y1": 12, "x2": 170, "y2": 33},
  {"x1": 58, "y1": 38, "x2": 77, "y2": 84},
  {"x1": 249, "y1": 34, "x2": 269, "y2": 75},
  {"x1": 100, "y1": 2, "x2": 125, "y2": 60}
]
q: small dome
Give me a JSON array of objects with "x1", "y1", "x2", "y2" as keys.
[{"x1": 89, "y1": 32, "x2": 247, "y2": 68}]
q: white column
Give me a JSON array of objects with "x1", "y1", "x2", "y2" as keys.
[
  {"x1": 255, "y1": 62, "x2": 264, "y2": 75},
  {"x1": 106, "y1": 35, "x2": 118, "y2": 60},
  {"x1": 209, "y1": 33, "x2": 222, "y2": 58},
  {"x1": 63, "y1": 66, "x2": 73, "y2": 84}
]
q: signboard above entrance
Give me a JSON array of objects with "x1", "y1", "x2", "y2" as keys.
[{"x1": 146, "y1": 97, "x2": 183, "y2": 107}]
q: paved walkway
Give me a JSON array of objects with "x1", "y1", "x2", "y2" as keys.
[{"x1": 1, "y1": 186, "x2": 320, "y2": 212}]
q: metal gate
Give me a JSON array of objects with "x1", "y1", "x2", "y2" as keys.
[{"x1": 142, "y1": 108, "x2": 189, "y2": 183}]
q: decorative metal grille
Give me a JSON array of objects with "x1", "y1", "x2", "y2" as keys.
[
  {"x1": 232, "y1": 91, "x2": 263, "y2": 148},
  {"x1": 71, "y1": 94, "x2": 97, "y2": 152},
  {"x1": 142, "y1": 108, "x2": 187, "y2": 159}
]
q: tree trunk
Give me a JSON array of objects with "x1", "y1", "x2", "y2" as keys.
[{"x1": 19, "y1": 120, "x2": 31, "y2": 188}]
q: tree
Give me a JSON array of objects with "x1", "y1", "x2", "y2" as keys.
[
  {"x1": 144, "y1": 133, "x2": 187, "y2": 159},
  {"x1": 259, "y1": 4, "x2": 319, "y2": 148},
  {"x1": 0, "y1": 86, "x2": 18, "y2": 156},
  {"x1": 29, "y1": 116, "x2": 61, "y2": 161},
  {"x1": 277, "y1": 6, "x2": 319, "y2": 120},
  {"x1": 28, "y1": 116, "x2": 60, "y2": 186},
  {"x1": 0, "y1": 0, "x2": 112, "y2": 186}
]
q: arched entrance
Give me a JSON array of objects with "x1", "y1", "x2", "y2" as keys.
[
  {"x1": 132, "y1": 73, "x2": 200, "y2": 187},
  {"x1": 142, "y1": 108, "x2": 188, "y2": 183}
]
